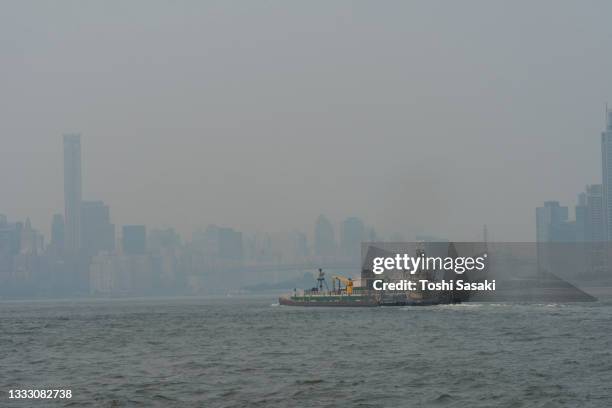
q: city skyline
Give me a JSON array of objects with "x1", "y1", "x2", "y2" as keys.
[
  {"x1": 2, "y1": 132, "x2": 384, "y2": 254},
  {"x1": 537, "y1": 109, "x2": 612, "y2": 246},
  {"x1": 0, "y1": 133, "x2": 385, "y2": 296},
  {"x1": 2, "y1": 111, "x2": 612, "y2": 250},
  {"x1": 3, "y1": 2, "x2": 612, "y2": 242},
  {"x1": 7, "y1": 113, "x2": 611, "y2": 297},
  {"x1": 2, "y1": 95, "x2": 612, "y2": 265},
  {"x1": 2, "y1": 116, "x2": 608, "y2": 244},
  {"x1": 7, "y1": 133, "x2": 392, "y2": 248}
]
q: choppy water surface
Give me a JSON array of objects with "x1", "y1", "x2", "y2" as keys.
[{"x1": 1, "y1": 295, "x2": 612, "y2": 407}]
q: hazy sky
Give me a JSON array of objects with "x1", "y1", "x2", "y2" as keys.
[{"x1": 2, "y1": 1, "x2": 612, "y2": 241}]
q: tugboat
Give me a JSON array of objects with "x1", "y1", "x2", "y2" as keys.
[
  {"x1": 279, "y1": 244, "x2": 475, "y2": 307},
  {"x1": 278, "y1": 269, "x2": 379, "y2": 307}
]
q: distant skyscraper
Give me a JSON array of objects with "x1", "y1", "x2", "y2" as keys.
[
  {"x1": 63, "y1": 134, "x2": 82, "y2": 251},
  {"x1": 536, "y1": 201, "x2": 573, "y2": 274},
  {"x1": 314, "y1": 215, "x2": 336, "y2": 257},
  {"x1": 20, "y1": 218, "x2": 43, "y2": 255},
  {"x1": 586, "y1": 184, "x2": 605, "y2": 242},
  {"x1": 575, "y1": 193, "x2": 587, "y2": 242},
  {"x1": 0, "y1": 216, "x2": 21, "y2": 257},
  {"x1": 81, "y1": 201, "x2": 115, "y2": 256},
  {"x1": 51, "y1": 214, "x2": 65, "y2": 250},
  {"x1": 148, "y1": 228, "x2": 181, "y2": 252},
  {"x1": 0, "y1": 218, "x2": 11, "y2": 273},
  {"x1": 122, "y1": 225, "x2": 146, "y2": 255},
  {"x1": 535, "y1": 201, "x2": 570, "y2": 242},
  {"x1": 601, "y1": 108, "x2": 612, "y2": 241},
  {"x1": 196, "y1": 225, "x2": 244, "y2": 260},
  {"x1": 585, "y1": 184, "x2": 607, "y2": 274}
]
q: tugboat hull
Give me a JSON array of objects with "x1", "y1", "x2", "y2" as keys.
[{"x1": 278, "y1": 296, "x2": 378, "y2": 307}]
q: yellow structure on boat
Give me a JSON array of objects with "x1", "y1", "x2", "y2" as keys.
[{"x1": 332, "y1": 275, "x2": 354, "y2": 295}]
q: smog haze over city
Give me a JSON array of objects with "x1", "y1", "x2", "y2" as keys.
[
  {"x1": 2, "y1": 1, "x2": 612, "y2": 243},
  {"x1": 5, "y1": 3, "x2": 612, "y2": 408},
  {"x1": 3, "y1": 0, "x2": 612, "y2": 300}
]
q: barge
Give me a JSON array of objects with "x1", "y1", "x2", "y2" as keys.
[{"x1": 278, "y1": 268, "x2": 458, "y2": 307}]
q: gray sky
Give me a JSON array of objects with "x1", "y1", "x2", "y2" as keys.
[{"x1": 1, "y1": 0, "x2": 612, "y2": 241}]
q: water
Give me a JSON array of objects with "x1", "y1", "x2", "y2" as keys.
[{"x1": 1, "y1": 295, "x2": 612, "y2": 407}]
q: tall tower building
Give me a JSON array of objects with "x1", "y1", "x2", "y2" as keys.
[
  {"x1": 50, "y1": 213, "x2": 65, "y2": 250},
  {"x1": 63, "y1": 134, "x2": 82, "y2": 251},
  {"x1": 585, "y1": 184, "x2": 607, "y2": 275},
  {"x1": 586, "y1": 184, "x2": 605, "y2": 242},
  {"x1": 601, "y1": 108, "x2": 612, "y2": 241}
]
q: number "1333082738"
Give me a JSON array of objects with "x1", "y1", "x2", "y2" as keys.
[{"x1": 8, "y1": 389, "x2": 72, "y2": 399}]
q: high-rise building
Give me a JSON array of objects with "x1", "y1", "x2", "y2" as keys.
[
  {"x1": 81, "y1": 201, "x2": 115, "y2": 256},
  {"x1": 63, "y1": 134, "x2": 82, "y2": 251},
  {"x1": 20, "y1": 218, "x2": 43, "y2": 255},
  {"x1": 0, "y1": 216, "x2": 20, "y2": 257},
  {"x1": 314, "y1": 215, "x2": 336, "y2": 257},
  {"x1": 585, "y1": 184, "x2": 605, "y2": 242},
  {"x1": 51, "y1": 214, "x2": 65, "y2": 250},
  {"x1": 122, "y1": 225, "x2": 146, "y2": 255},
  {"x1": 601, "y1": 108, "x2": 612, "y2": 241},
  {"x1": 535, "y1": 201, "x2": 570, "y2": 242},
  {"x1": 575, "y1": 193, "x2": 587, "y2": 242},
  {"x1": 196, "y1": 225, "x2": 244, "y2": 260},
  {"x1": 148, "y1": 228, "x2": 181, "y2": 252},
  {"x1": 536, "y1": 201, "x2": 573, "y2": 275}
]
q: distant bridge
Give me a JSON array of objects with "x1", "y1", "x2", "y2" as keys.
[{"x1": 226, "y1": 260, "x2": 360, "y2": 274}]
